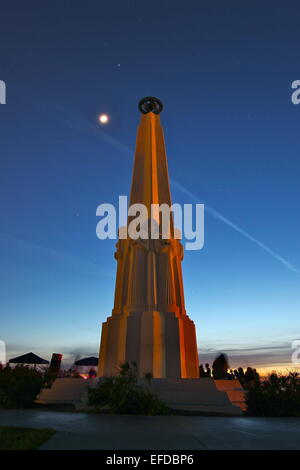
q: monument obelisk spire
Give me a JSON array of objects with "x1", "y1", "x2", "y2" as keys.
[
  {"x1": 98, "y1": 97, "x2": 199, "y2": 378},
  {"x1": 129, "y1": 99, "x2": 172, "y2": 214}
]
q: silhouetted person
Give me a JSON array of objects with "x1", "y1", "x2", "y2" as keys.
[
  {"x1": 205, "y1": 363, "x2": 211, "y2": 377},
  {"x1": 236, "y1": 367, "x2": 246, "y2": 387},
  {"x1": 253, "y1": 368, "x2": 260, "y2": 385},
  {"x1": 245, "y1": 367, "x2": 256, "y2": 388},
  {"x1": 199, "y1": 363, "x2": 205, "y2": 378},
  {"x1": 0, "y1": 362, "x2": 2, "y2": 372},
  {"x1": 88, "y1": 368, "x2": 97, "y2": 379},
  {"x1": 212, "y1": 353, "x2": 229, "y2": 379}
]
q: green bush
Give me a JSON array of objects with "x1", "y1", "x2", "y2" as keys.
[
  {"x1": 88, "y1": 362, "x2": 169, "y2": 415},
  {"x1": 0, "y1": 366, "x2": 44, "y2": 408},
  {"x1": 245, "y1": 371, "x2": 300, "y2": 417}
]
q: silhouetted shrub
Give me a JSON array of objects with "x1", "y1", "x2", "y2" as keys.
[
  {"x1": 0, "y1": 366, "x2": 44, "y2": 408},
  {"x1": 245, "y1": 371, "x2": 300, "y2": 417},
  {"x1": 88, "y1": 362, "x2": 169, "y2": 415}
]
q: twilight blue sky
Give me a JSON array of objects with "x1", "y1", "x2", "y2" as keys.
[{"x1": 0, "y1": 1, "x2": 299, "y2": 371}]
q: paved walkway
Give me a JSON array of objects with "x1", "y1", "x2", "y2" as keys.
[{"x1": 0, "y1": 410, "x2": 299, "y2": 449}]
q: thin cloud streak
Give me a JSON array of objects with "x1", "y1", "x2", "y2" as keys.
[{"x1": 171, "y1": 180, "x2": 300, "y2": 274}]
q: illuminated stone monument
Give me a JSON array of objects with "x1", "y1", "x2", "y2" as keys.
[
  {"x1": 36, "y1": 97, "x2": 243, "y2": 414},
  {"x1": 98, "y1": 97, "x2": 199, "y2": 378}
]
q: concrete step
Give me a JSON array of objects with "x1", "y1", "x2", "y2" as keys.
[
  {"x1": 36, "y1": 378, "x2": 90, "y2": 405},
  {"x1": 214, "y1": 379, "x2": 243, "y2": 391},
  {"x1": 36, "y1": 377, "x2": 245, "y2": 415},
  {"x1": 143, "y1": 378, "x2": 245, "y2": 413},
  {"x1": 149, "y1": 389, "x2": 231, "y2": 404},
  {"x1": 212, "y1": 379, "x2": 245, "y2": 411}
]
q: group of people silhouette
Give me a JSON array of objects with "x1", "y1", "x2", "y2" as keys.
[
  {"x1": 199, "y1": 354, "x2": 260, "y2": 389},
  {"x1": 2, "y1": 355, "x2": 260, "y2": 389}
]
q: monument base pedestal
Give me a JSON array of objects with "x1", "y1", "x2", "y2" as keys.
[
  {"x1": 36, "y1": 378, "x2": 245, "y2": 415},
  {"x1": 142, "y1": 378, "x2": 245, "y2": 414}
]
